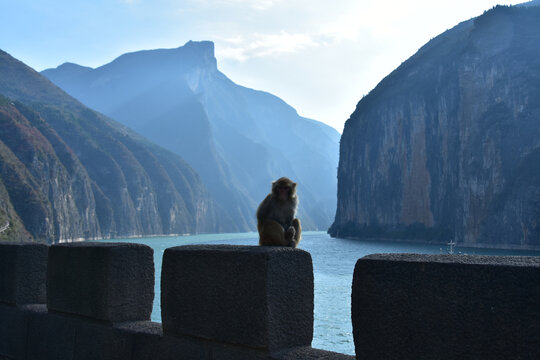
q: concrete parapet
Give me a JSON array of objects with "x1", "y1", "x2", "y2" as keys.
[
  {"x1": 0, "y1": 242, "x2": 48, "y2": 305},
  {"x1": 5, "y1": 241, "x2": 539, "y2": 359},
  {"x1": 1, "y1": 242, "x2": 349, "y2": 359},
  {"x1": 161, "y1": 245, "x2": 314, "y2": 352},
  {"x1": 47, "y1": 242, "x2": 154, "y2": 322},
  {"x1": 352, "y1": 254, "x2": 540, "y2": 359}
]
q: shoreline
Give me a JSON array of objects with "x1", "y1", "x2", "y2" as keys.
[{"x1": 333, "y1": 235, "x2": 540, "y2": 252}]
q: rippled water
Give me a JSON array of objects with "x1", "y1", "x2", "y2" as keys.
[{"x1": 101, "y1": 232, "x2": 540, "y2": 355}]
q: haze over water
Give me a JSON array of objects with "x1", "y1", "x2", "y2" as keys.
[{"x1": 101, "y1": 232, "x2": 540, "y2": 355}]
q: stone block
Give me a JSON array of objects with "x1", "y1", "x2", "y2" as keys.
[
  {"x1": 0, "y1": 304, "x2": 30, "y2": 359},
  {"x1": 272, "y1": 346, "x2": 355, "y2": 360},
  {"x1": 27, "y1": 310, "x2": 135, "y2": 360},
  {"x1": 161, "y1": 245, "x2": 313, "y2": 351},
  {"x1": 352, "y1": 254, "x2": 540, "y2": 359},
  {"x1": 47, "y1": 242, "x2": 154, "y2": 322},
  {"x1": 26, "y1": 310, "x2": 76, "y2": 360},
  {"x1": 0, "y1": 304, "x2": 46, "y2": 359},
  {"x1": 118, "y1": 321, "x2": 211, "y2": 360},
  {"x1": 0, "y1": 242, "x2": 48, "y2": 305},
  {"x1": 208, "y1": 343, "x2": 271, "y2": 360},
  {"x1": 74, "y1": 320, "x2": 134, "y2": 360}
]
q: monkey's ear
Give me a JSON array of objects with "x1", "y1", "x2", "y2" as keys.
[{"x1": 292, "y1": 182, "x2": 297, "y2": 189}]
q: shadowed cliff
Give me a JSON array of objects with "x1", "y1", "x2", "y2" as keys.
[{"x1": 330, "y1": 5, "x2": 540, "y2": 249}]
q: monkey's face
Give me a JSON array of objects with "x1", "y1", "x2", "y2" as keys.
[
  {"x1": 276, "y1": 185, "x2": 290, "y2": 201},
  {"x1": 272, "y1": 177, "x2": 296, "y2": 202}
]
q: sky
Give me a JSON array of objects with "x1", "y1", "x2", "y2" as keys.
[{"x1": 0, "y1": 0, "x2": 525, "y2": 132}]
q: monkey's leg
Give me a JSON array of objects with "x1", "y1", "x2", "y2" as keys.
[
  {"x1": 258, "y1": 220, "x2": 288, "y2": 246},
  {"x1": 291, "y1": 218, "x2": 302, "y2": 247}
]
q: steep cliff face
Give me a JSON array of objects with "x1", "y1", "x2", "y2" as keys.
[
  {"x1": 0, "y1": 100, "x2": 98, "y2": 242},
  {"x1": 42, "y1": 41, "x2": 340, "y2": 231},
  {"x1": 0, "y1": 50, "x2": 228, "y2": 243},
  {"x1": 330, "y1": 6, "x2": 540, "y2": 249}
]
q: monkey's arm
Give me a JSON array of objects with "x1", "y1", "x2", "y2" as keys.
[{"x1": 256, "y1": 194, "x2": 273, "y2": 222}]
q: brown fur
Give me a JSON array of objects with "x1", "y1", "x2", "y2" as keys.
[{"x1": 256, "y1": 177, "x2": 302, "y2": 247}]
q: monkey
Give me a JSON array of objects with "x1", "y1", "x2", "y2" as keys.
[{"x1": 256, "y1": 177, "x2": 302, "y2": 248}]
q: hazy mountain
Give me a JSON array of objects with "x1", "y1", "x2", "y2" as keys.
[
  {"x1": 42, "y1": 41, "x2": 340, "y2": 231},
  {"x1": 330, "y1": 6, "x2": 540, "y2": 249},
  {"x1": 0, "y1": 49, "x2": 232, "y2": 243}
]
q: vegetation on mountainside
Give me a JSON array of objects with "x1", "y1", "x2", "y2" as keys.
[{"x1": 0, "y1": 50, "x2": 226, "y2": 242}]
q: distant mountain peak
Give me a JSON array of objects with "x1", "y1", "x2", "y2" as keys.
[
  {"x1": 98, "y1": 40, "x2": 218, "y2": 74},
  {"x1": 183, "y1": 40, "x2": 215, "y2": 55},
  {"x1": 56, "y1": 62, "x2": 93, "y2": 71},
  {"x1": 42, "y1": 62, "x2": 93, "y2": 80},
  {"x1": 180, "y1": 40, "x2": 217, "y2": 69}
]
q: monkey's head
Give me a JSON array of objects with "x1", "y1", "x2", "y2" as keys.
[{"x1": 272, "y1": 177, "x2": 297, "y2": 202}]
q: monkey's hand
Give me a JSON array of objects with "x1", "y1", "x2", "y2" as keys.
[{"x1": 285, "y1": 226, "x2": 296, "y2": 246}]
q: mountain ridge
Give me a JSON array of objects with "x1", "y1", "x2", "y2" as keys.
[{"x1": 43, "y1": 41, "x2": 340, "y2": 231}]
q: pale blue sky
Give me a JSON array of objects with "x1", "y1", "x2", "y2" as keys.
[{"x1": 0, "y1": 0, "x2": 524, "y2": 132}]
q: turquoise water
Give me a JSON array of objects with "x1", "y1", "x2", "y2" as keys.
[{"x1": 100, "y1": 232, "x2": 540, "y2": 355}]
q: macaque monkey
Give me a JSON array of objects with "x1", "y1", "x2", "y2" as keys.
[{"x1": 257, "y1": 177, "x2": 302, "y2": 247}]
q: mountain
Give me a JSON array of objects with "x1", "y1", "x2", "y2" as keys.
[
  {"x1": 329, "y1": 6, "x2": 540, "y2": 249},
  {"x1": 0, "y1": 49, "x2": 230, "y2": 243},
  {"x1": 42, "y1": 41, "x2": 340, "y2": 231}
]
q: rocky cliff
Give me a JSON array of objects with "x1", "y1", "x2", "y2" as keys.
[
  {"x1": 329, "y1": 6, "x2": 540, "y2": 249},
  {"x1": 0, "y1": 50, "x2": 228, "y2": 243},
  {"x1": 42, "y1": 41, "x2": 340, "y2": 231}
]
